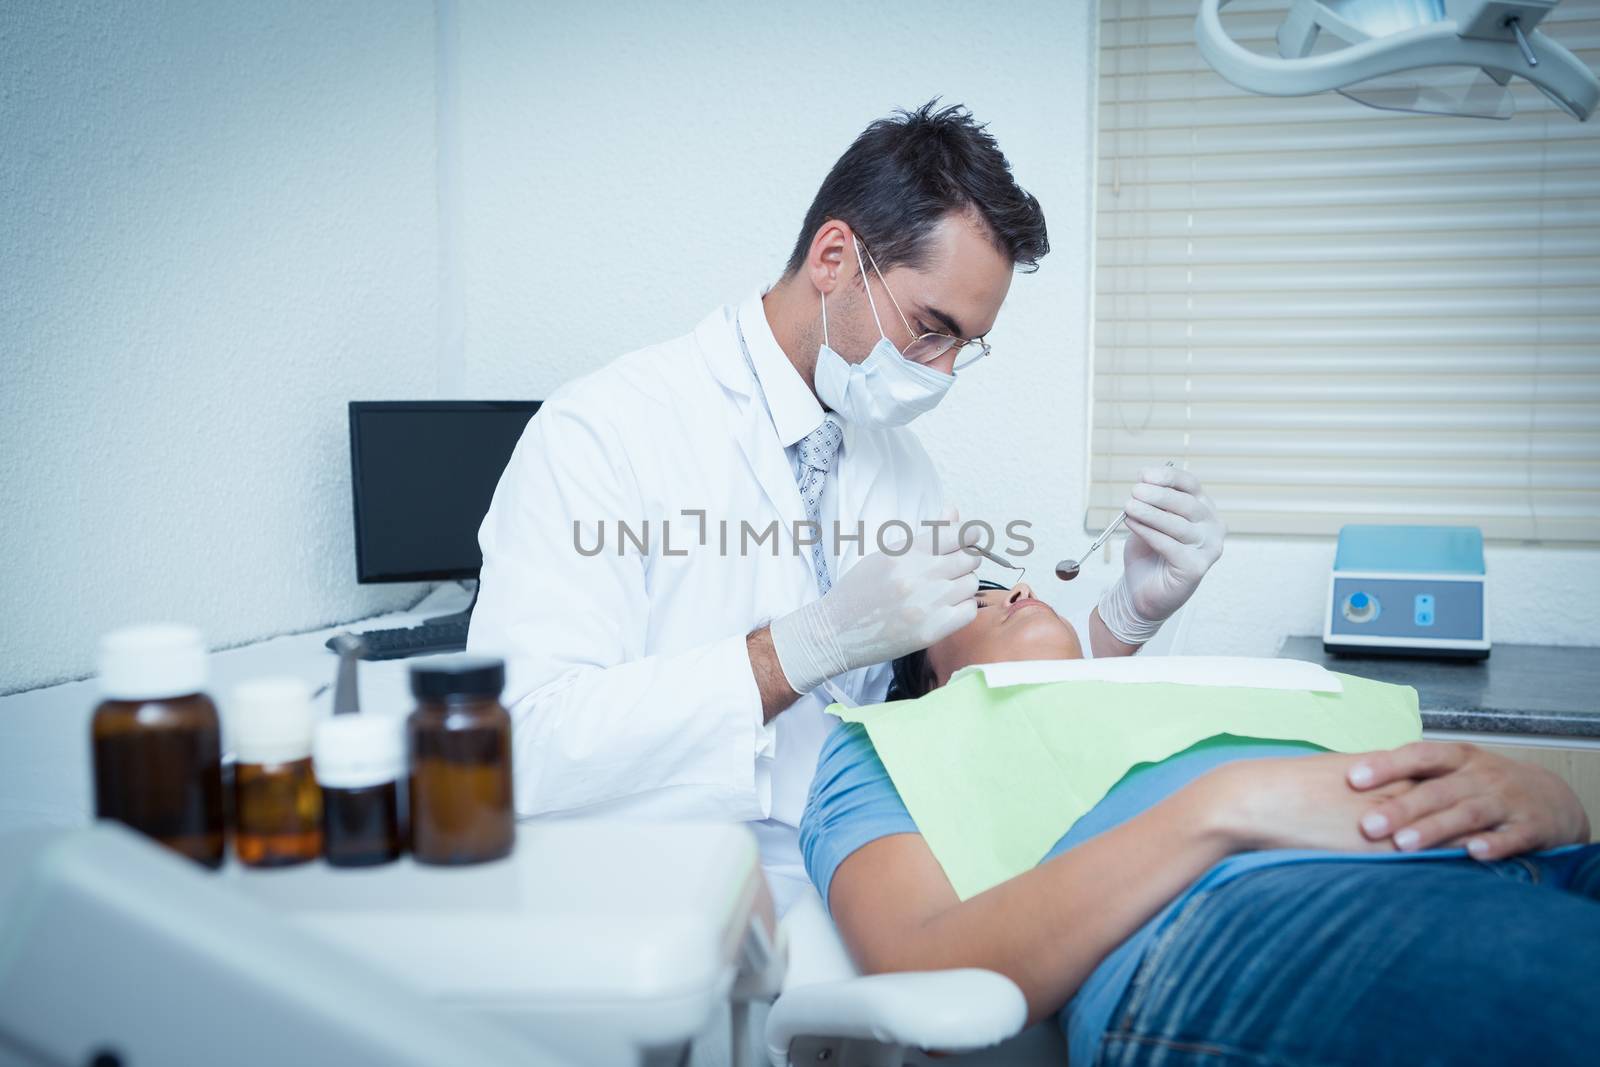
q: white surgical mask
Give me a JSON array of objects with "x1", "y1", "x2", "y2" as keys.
[{"x1": 813, "y1": 241, "x2": 954, "y2": 428}]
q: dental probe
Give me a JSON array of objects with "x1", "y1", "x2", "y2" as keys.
[
  {"x1": 970, "y1": 543, "x2": 1030, "y2": 589},
  {"x1": 1056, "y1": 459, "x2": 1177, "y2": 581},
  {"x1": 971, "y1": 544, "x2": 1017, "y2": 571}
]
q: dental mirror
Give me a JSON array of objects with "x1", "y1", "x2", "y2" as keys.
[
  {"x1": 1055, "y1": 513, "x2": 1125, "y2": 581},
  {"x1": 1058, "y1": 460, "x2": 1176, "y2": 581}
]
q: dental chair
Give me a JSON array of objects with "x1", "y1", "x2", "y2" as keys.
[{"x1": 763, "y1": 886, "x2": 1062, "y2": 1066}]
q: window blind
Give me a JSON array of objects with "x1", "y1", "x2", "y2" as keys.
[{"x1": 1091, "y1": 0, "x2": 1600, "y2": 542}]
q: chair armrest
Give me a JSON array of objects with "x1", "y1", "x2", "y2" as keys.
[
  {"x1": 764, "y1": 969, "x2": 1027, "y2": 1065},
  {"x1": 776, "y1": 885, "x2": 859, "y2": 990},
  {"x1": 768, "y1": 885, "x2": 1027, "y2": 1063}
]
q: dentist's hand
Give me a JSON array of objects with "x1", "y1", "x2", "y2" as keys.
[
  {"x1": 1097, "y1": 466, "x2": 1227, "y2": 645},
  {"x1": 1346, "y1": 741, "x2": 1591, "y2": 861},
  {"x1": 769, "y1": 510, "x2": 981, "y2": 697}
]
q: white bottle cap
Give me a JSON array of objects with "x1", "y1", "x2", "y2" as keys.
[
  {"x1": 97, "y1": 624, "x2": 208, "y2": 700},
  {"x1": 313, "y1": 715, "x2": 406, "y2": 789},
  {"x1": 231, "y1": 677, "x2": 315, "y2": 764}
]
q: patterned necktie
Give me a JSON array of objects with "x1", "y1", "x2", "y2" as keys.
[{"x1": 795, "y1": 415, "x2": 844, "y2": 594}]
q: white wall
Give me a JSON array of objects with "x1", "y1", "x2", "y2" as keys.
[
  {"x1": 3, "y1": 0, "x2": 1593, "y2": 693},
  {"x1": 1, "y1": 1, "x2": 440, "y2": 693}
]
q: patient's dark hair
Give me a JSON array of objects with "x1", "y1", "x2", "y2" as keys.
[
  {"x1": 889, "y1": 647, "x2": 937, "y2": 701},
  {"x1": 887, "y1": 580, "x2": 1009, "y2": 701},
  {"x1": 784, "y1": 100, "x2": 1049, "y2": 277}
]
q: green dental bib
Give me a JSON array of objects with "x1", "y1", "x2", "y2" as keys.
[{"x1": 831, "y1": 666, "x2": 1421, "y2": 899}]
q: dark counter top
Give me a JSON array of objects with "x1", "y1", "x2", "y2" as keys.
[{"x1": 1276, "y1": 637, "x2": 1600, "y2": 740}]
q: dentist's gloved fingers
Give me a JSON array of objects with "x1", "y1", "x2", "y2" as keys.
[
  {"x1": 1115, "y1": 465, "x2": 1228, "y2": 630},
  {"x1": 924, "y1": 504, "x2": 966, "y2": 553},
  {"x1": 1124, "y1": 497, "x2": 1199, "y2": 545},
  {"x1": 899, "y1": 515, "x2": 965, "y2": 556},
  {"x1": 925, "y1": 596, "x2": 978, "y2": 644},
  {"x1": 774, "y1": 522, "x2": 993, "y2": 692},
  {"x1": 927, "y1": 520, "x2": 980, "y2": 555},
  {"x1": 879, "y1": 523, "x2": 914, "y2": 554},
  {"x1": 1139, "y1": 465, "x2": 1204, "y2": 497},
  {"x1": 938, "y1": 569, "x2": 980, "y2": 608},
  {"x1": 1130, "y1": 482, "x2": 1208, "y2": 522},
  {"x1": 1124, "y1": 514, "x2": 1188, "y2": 560},
  {"x1": 927, "y1": 540, "x2": 983, "y2": 580}
]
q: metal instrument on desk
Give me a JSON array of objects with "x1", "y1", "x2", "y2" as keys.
[{"x1": 326, "y1": 633, "x2": 365, "y2": 713}]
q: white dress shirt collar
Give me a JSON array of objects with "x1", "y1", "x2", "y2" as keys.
[{"x1": 738, "y1": 289, "x2": 827, "y2": 449}]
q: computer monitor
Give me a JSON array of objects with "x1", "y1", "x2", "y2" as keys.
[{"x1": 347, "y1": 401, "x2": 541, "y2": 583}]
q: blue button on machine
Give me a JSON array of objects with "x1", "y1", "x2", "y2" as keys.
[
  {"x1": 1415, "y1": 593, "x2": 1435, "y2": 627},
  {"x1": 1341, "y1": 589, "x2": 1380, "y2": 624}
]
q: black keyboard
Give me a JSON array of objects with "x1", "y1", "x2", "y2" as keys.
[{"x1": 328, "y1": 616, "x2": 471, "y2": 661}]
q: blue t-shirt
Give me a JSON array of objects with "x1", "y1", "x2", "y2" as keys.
[{"x1": 799, "y1": 720, "x2": 1501, "y2": 1067}]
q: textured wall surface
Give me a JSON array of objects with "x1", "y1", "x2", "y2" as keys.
[
  {"x1": 0, "y1": 2, "x2": 439, "y2": 693},
  {"x1": 3, "y1": 1, "x2": 1592, "y2": 694}
]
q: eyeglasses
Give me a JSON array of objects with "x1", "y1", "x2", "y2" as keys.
[{"x1": 855, "y1": 237, "x2": 992, "y2": 372}]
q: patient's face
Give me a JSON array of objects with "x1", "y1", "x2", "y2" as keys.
[{"x1": 924, "y1": 583, "x2": 1082, "y2": 689}]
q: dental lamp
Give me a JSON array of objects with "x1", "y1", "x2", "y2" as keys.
[{"x1": 1196, "y1": 0, "x2": 1600, "y2": 120}]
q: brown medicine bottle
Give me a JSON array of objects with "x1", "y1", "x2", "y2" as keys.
[
  {"x1": 408, "y1": 655, "x2": 514, "y2": 865},
  {"x1": 91, "y1": 624, "x2": 225, "y2": 868},
  {"x1": 231, "y1": 677, "x2": 323, "y2": 867},
  {"x1": 313, "y1": 714, "x2": 406, "y2": 867}
]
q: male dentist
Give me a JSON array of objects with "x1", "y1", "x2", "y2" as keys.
[{"x1": 468, "y1": 102, "x2": 1227, "y2": 909}]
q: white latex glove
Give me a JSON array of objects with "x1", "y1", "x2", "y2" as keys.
[
  {"x1": 1096, "y1": 465, "x2": 1227, "y2": 646},
  {"x1": 770, "y1": 509, "x2": 982, "y2": 696}
]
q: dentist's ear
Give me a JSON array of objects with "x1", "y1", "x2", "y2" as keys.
[{"x1": 805, "y1": 219, "x2": 854, "y2": 297}]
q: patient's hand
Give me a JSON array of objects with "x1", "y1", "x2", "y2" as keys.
[
  {"x1": 1202, "y1": 753, "x2": 1417, "y2": 854},
  {"x1": 1344, "y1": 741, "x2": 1591, "y2": 861}
]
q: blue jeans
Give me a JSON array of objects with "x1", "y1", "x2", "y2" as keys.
[{"x1": 1095, "y1": 844, "x2": 1600, "y2": 1066}]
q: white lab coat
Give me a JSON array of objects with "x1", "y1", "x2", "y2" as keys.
[{"x1": 468, "y1": 292, "x2": 947, "y2": 902}]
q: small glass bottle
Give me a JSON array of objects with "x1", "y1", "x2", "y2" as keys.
[
  {"x1": 313, "y1": 714, "x2": 405, "y2": 867},
  {"x1": 231, "y1": 677, "x2": 322, "y2": 868},
  {"x1": 408, "y1": 655, "x2": 514, "y2": 865},
  {"x1": 91, "y1": 624, "x2": 225, "y2": 869}
]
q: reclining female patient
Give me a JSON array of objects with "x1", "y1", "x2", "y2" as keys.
[{"x1": 800, "y1": 581, "x2": 1599, "y2": 1066}]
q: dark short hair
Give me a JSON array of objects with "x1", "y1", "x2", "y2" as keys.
[
  {"x1": 784, "y1": 100, "x2": 1049, "y2": 279},
  {"x1": 887, "y1": 579, "x2": 1009, "y2": 701}
]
